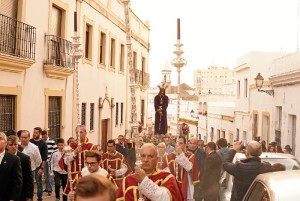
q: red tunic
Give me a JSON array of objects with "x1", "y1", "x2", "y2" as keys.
[
  {"x1": 116, "y1": 170, "x2": 184, "y2": 201},
  {"x1": 59, "y1": 138, "x2": 97, "y2": 195},
  {"x1": 102, "y1": 151, "x2": 132, "y2": 187},
  {"x1": 161, "y1": 151, "x2": 200, "y2": 200}
]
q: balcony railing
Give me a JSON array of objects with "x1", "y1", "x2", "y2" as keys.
[
  {"x1": 135, "y1": 69, "x2": 150, "y2": 88},
  {"x1": 44, "y1": 35, "x2": 74, "y2": 68},
  {"x1": 0, "y1": 13, "x2": 36, "y2": 60}
]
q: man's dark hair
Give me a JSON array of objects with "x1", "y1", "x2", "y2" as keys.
[
  {"x1": 17, "y1": 130, "x2": 23, "y2": 138},
  {"x1": 5, "y1": 130, "x2": 16, "y2": 136},
  {"x1": 107, "y1": 139, "x2": 116, "y2": 146},
  {"x1": 206, "y1": 141, "x2": 217, "y2": 151},
  {"x1": 178, "y1": 135, "x2": 186, "y2": 144},
  {"x1": 85, "y1": 151, "x2": 101, "y2": 162},
  {"x1": 34, "y1": 127, "x2": 42, "y2": 133},
  {"x1": 217, "y1": 138, "x2": 227, "y2": 148},
  {"x1": 57, "y1": 138, "x2": 65, "y2": 144},
  {"x1": 76, "y1": 175, "x2": 116, "y2": 201},
  {"x1": 41, "y1": 130, "x2": 47, "y2": 135},
  {"x1": 67, "y1": 137, "x2": 75, "y2": 145}
]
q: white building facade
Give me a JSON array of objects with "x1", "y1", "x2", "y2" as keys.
[
  {"x1": 269, "y1": 51, "x2": 300, "y2": 157},
  {"x1": 0, "y1": 0, "x2": 150, "y2": 150}
]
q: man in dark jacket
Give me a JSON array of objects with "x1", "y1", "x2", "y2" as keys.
[
  {"x1": 0, "y1": 132, "x2": 23, "y2": 201},
  {"x1": 7, "y1": 135, "x2": 33, "y2": 201},
  {"x1": 200, "y1": 141, "x2": 222, "y2": 201},
  {"x1": 223, "y1": 141, "x2": 273, "y2": 201},
  {"x1": 188, "y1": 137, "x2": 206, "y2": 201}
]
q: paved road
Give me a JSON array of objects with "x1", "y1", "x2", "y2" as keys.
[{"x1": 34, "y1": 181, "x2": 63, "y2": 201}]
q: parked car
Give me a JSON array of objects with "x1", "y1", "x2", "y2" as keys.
[
  {"x1": 219, "y1": 152, "x2": 300, "y2": 201},
  {"x1": 243, "y1": 170, "x2": 300, "y2": 201}
]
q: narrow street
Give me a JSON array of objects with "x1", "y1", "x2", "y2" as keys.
[{"x1": 34, "y1": 181, "x2": 62, "y2": 201}]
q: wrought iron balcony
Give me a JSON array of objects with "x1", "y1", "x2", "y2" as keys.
[
  {"x1": 44, "y1": 35, "x2": 74, "y2": 79},
  {"x1": 135, "y1": 69, "x2": 150, "y2": 89},
  {"x1": 0, "y1": 13, "x2": 36, "y2": 59},
  {"x1": 0, "y1": 13, "x2": 36, "y2": 72}
]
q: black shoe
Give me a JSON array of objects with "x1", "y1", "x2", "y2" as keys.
[
  {"x1": 43, "y1": 189, "x2": 47, "y2": 193},
  {"x1": 47, "y1": 192, "x2": 52, "y2": 196}
]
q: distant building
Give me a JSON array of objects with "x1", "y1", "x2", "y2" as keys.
[{"x1": 194, "y1": 66, "x2": 235, "y2": 95}]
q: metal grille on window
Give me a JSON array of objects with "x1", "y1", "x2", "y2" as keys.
[
  {"x1": 81, "y1": 103, "x2": 86, "y2": 125},
  {"x1": 0, "y1": 95, "x2": 16, "y2": 132},
  {"x1": 90, "y1": 103, "x2": 94, "y2": 130},
  {"x1": 121, "y1": 102, "x2": 123, "y2": 124},
  {"x1": 48, "y1": 96, "x2": 61, "y2": 140},
  {"x1": 115, "y1": 102, "x2": 119, "y2": 125}
]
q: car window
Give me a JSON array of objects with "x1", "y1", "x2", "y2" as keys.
[
  {"x1": 244, "y1": 181, "x2": 269, "y2": 201},
  {"x1": 261, "y1": 158, "x2": 300, "y2": 170},
  {"x1": 235, "y1": 154, "x2": 300, "y2": 170}
]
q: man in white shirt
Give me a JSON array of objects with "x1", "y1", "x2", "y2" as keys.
[{"x1": 20, "y1": 130, "x2": 42, "y2": 172}]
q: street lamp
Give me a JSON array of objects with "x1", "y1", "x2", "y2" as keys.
[
  {"x1": 190, "y1": 109, "x2": 194, "y2": 117},
  {"x1": 254, "y1": 73, "x2": 274, "y2": 96},
  {"x1": 171, "y1": 18, "x2": 187, "y2": 136}
]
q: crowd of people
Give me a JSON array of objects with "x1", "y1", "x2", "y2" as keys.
[{"x1": 0, "y1": 125, "x2": 294, "y2": 201}]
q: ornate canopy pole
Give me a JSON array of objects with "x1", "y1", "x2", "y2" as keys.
[
  {"x1": 72, "y1": 10, "x2": 83, "y2": 173},
  {"x1": 63, "y1": 146, "x2": 74, "y2": 200},
  {"x1": 171, "y1": 18, "x2": 187, "y2": 136},
  {"x1": 122, "y1": 1, "x2": 144, "y2": 200}
]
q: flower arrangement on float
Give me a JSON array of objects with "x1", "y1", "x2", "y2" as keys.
[
  {"x1": 182, "y1": 123, "x2": 190, "y2": 135},
  {"x1": 138, "y1": 121, "x2": 143, "y2": 133}
]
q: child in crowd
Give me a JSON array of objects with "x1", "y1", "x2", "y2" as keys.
[{"x1": 50, "y1": 138, "x2": 68, "y2": 201}]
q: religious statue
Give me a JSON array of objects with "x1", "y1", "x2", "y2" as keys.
[{"x1": 154, "y1": 86, "x2": 169, "y2": 134}]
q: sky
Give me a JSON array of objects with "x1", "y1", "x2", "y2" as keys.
[{"x1": 130, "y1": 0, "x2": 300, "y2": 87}]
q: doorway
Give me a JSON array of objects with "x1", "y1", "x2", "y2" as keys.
[{"x1": 101, "y1": 119, "x2": 109, "y2": 152}]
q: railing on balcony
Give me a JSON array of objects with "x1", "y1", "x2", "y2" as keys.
[
  {"x1": 135, "y1": 69, "x2": 150, "y2": 88},
  {"x1": 0, "y1": 13, "x2": 36, "y2": 60},
  {"x1": 44, "y1": 35, "x2": 74, "y2": 68}
]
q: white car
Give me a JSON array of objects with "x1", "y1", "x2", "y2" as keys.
[
  {"x1": 243, "y1": 170, "x2": 300, "y2": 201},
  {"x1": 219, "y1": 152, "x2": 300, "y2": 201}
]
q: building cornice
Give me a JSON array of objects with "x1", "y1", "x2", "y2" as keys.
[
  {"x1": 270, "y1": 69, "x2": 300, "y2": 87},
  {"x1": 44, "y1": 65, "x2": 74, "y2": 80},
  {"x1": 221, "y1": 115, "x2": 234, "y2": 122},
  {"x1": 0, "y1": 54, "x2": 35, "y2": 73},
  {"x1": 234, "y1": 63, "x2": 250, "y2": 72}
]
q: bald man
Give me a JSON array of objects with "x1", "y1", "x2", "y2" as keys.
[
  {"x1": 157, "y1": 142, "x2": 167, "y2": 169},
  {"x1": 223, "y1": 141, "x2": 273, "y2": 201},
  {"x1": 117, "y1": 143, "x2": 184, "y2": 201}
]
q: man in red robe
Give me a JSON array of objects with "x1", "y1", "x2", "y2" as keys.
[
  {"x1": 102, "y1": 139, "x2": 132, "y2": 187},
  {"x1": 116, "y1": 143, "x2": 184, "y2": 201},
  {"x1": 59, "y1": 125, "x2": 98, "y2": 195},
  {"x1": 161, "y1": 136, "x2": 200, "y2": 201}
]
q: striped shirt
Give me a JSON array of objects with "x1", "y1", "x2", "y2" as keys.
[{"x1": 45, "y1": 138, "x2": 57, "y2": 161}]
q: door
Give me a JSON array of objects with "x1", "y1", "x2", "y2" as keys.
[
  {"x1": 101, "y1": 119, "x2": 108, "y2": 152},
  {"x1": 288, "y1": 115, "x2": 296, "y2": 155}
]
